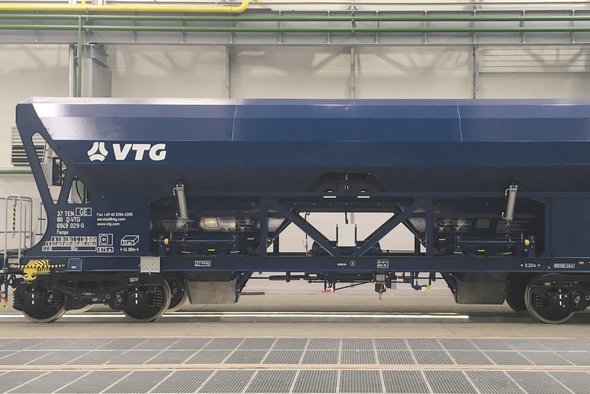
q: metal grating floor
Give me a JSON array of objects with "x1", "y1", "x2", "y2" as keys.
[
  {"x1": 2, "y1": 337, "x2": 587, "y2": 367},
  {"x1": 0, "y1": 337, "x2": 588, "y2": 393},
  {"x1": 0, "y1": 369, "x2": 587, "y2": 393}
]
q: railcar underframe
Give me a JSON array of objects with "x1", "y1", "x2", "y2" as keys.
[{"x1": 3, "y1": 188, "x2": 590, "y2": 324}]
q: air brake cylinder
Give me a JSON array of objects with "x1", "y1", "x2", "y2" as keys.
[
  {"x1": 504, "y1": 184, "x2": 518, "y2": 223},
  {"x1": 174, "y1": 183, "x2": 189, "y2": 228}
]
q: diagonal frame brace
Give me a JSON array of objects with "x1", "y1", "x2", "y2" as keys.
[
  {"x1": 352, "y1": 199, "x2": 425, "y2": 257},
  {"x1": 267, "y1": 218, "x2": 292, "y2": 248},
  {"x1": 269, "y1": 200, "x2": 343, "y2": 257},
  {"x1": 397, "y1": 204, "x2": 424, "y2": 245}
]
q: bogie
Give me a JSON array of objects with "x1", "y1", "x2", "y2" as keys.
[
  {"x1": 10, "y1": 274, "x2": 175, "y2": 323},
  {"x1": 524, "y1": 274, "x2": 590, "y2": 324},
  {"x1": 120, "y1": 277, "x2": 171, "y2": 322},
  {"x1": 13, "y1": 283, "x2": 68, "y2": 323}
]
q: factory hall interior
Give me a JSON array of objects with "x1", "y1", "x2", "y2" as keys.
[{"x1": 2, "y1": 1, "x2": 590, "y2": 394}]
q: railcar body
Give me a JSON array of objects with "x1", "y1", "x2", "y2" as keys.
[{"x1": 2, "y1": 97, "x2": 590, "y2": 323}]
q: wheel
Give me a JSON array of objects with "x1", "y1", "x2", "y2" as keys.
[
  {"x1": 122, "y1": 276, "x2": 171, "y2": 322},
  {"x1": 17, "y1": 287, "x2": 68, "y2": 323},
  {"x1": 506, "y1": 276, "x2": 528, "y2": 313},
  {"x1": 166, "y1": 277, "x2": 188, "y2": 312},
  {"x1": 524, "y1": 274, "x2": 576, "y2": 324}
]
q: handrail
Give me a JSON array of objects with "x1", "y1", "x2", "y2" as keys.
[
  {"x1": 3, "y1": 11, "x2": 590, "y2": 22},
  {"x1": 0, "y1": 168, "x2": 32, "y2": 175},
  {"x1": 3, "y1": 23, "x2": 590, "y2": 34},
  {"x1": 0, "y1": 0, "x2": 249, "y2": 14},
  {"x1": 2, "y1": 195, "x2": 33, "y2": 264},
  {"x1": 3, "y1": 0, "x2": 590, "y2": 7},
  {"x1": 2, "y1": 8, "x2": 590, "y2": 41}
]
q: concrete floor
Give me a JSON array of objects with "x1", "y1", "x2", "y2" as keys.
[{"x1": 0, "y1": 287, "x2": 589, "y2": 393}]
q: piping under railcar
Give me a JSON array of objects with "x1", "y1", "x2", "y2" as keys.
[{"x1": 1, "y1": 97, "x2": 590, "y2": 323}]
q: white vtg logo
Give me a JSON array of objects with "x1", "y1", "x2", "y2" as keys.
[{"x1": 87, "y1": 142, "x2": 167, "y2": 162}]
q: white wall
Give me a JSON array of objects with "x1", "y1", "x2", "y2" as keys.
[
  {"x1": 0, "y1": 45, "x2": 69, "y2": 168},
  {"x1": 110, "y1": 46, "x2": 228, "y2": 98},
  {"x1": 356, "y1": 47, "x2": 473, "y2": 98},
  {"x1": 108, "y1": 45, "x2": 475, "y2": 100},
  {"x1": 108, "y1": 45, "x2": 590, "y2": 101},
  {"x1": 231, "y1": 47, "x2": 351, "y2": 98}
]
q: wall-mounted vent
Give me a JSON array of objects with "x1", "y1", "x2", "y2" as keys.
[
  {"x1": 481, "y1": 47, "x2": 590, "y2": 73},
  {"x1": 11, "y1": 127, "x2": 47, "y2": 166}
]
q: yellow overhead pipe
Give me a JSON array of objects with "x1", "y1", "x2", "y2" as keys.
[{"x1": 0, "y1": 0, "x2": 249, "y2": 14}]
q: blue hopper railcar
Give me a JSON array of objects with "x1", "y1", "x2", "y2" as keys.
[{"x1": 1, "y1": 97, "x2": 590, "y2": 323}]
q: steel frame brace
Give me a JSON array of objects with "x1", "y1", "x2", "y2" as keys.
[
  {"x1": 352, "y1": 199, "x2": 424, "y2": 257},
  {"x1": 269, "y1": 199, "x2": 343, "y2": 257}
]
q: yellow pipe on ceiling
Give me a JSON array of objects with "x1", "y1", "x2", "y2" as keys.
[{"x1": 0, "y1": 0, "x2": 249, "y2": 14}]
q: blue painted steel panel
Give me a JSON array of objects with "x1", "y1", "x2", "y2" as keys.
[
  {"x1": 459, "y1": 103, "x2": 590, "y2": 142},
  {"x1": 232, "y1": 102, "x2": 462, "y2": 142},
  {"x1": 551, "y1": 199, "x2": 590, "y2": 257},
  {"x1": 17, "y1": 98, "x2": 590, "y2": 195},
  {"x1": 23, "y1": 98, "x2": 590, "y2": 142}
]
